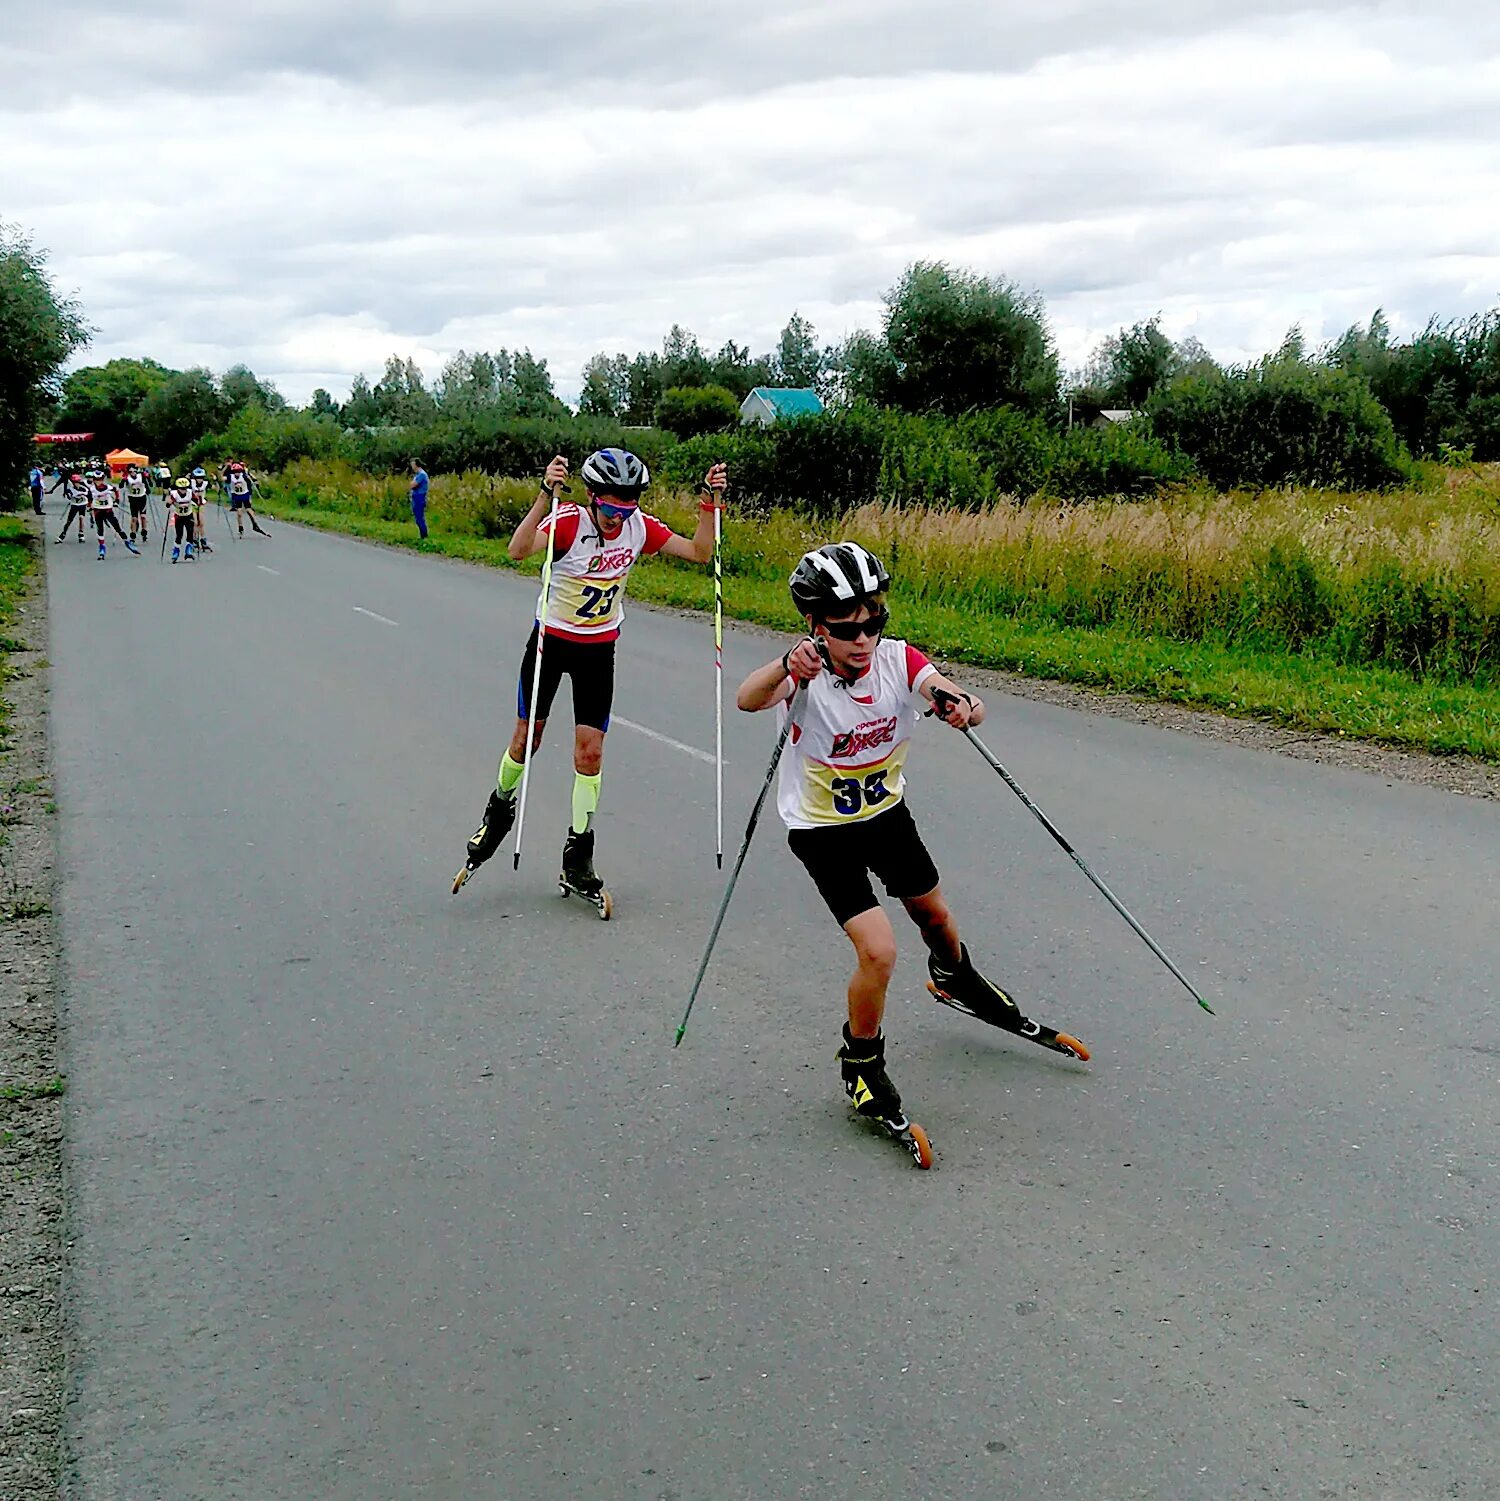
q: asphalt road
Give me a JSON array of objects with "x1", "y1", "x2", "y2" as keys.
[{"x1": 48, "y1": 520, "x2": 1500, "y2": 1499}]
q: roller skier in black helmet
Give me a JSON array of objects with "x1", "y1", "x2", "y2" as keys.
[{"x1": 735, "y1": 542, "x2": 1088, "y2": 1166}]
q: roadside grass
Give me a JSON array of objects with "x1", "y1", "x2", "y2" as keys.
[
  {"x1": 0, "y1": 514, "x2": 35, "y2": 752},
  {"x1": 259, "y1": 494, "x2": 1500, "y2": 760},
  {"x1": 0, "y1": 1076, "x2": 66, "y2": 1102}
]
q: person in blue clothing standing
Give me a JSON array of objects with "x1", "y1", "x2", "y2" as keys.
[
  {"x1": 408, "y1": 458, "x2": 429, "y2": 539},
  {"x1": 28, "y1": 464, "x2": 45, "y2": 515}
]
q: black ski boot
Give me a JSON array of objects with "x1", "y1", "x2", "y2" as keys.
[
  {"x1": 927, "y1": 945, "x2": 1089, "y2": 1060},
  {"x1": 450, "y1": 787, "x2": 516, "y2": 893},
  {"x1": 559, "y1": 829, "x2": 611, "y2": 918},
  {"x1": 836, "y1": 1025, "x2": 932, "y2": 1168}
]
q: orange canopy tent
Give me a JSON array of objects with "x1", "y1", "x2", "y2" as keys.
[{"x1": 105, "y1": 447, "x2": 150, "y2": 475}]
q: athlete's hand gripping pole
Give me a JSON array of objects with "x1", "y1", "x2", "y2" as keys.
[
  {"x1": 931, "y1": 687, "x2": 1214, "y2": 1015},
  {"x1": 511, "y1": 472, "x2": 568, "y2": 871},
  {"x1": 675, "y1": 682, "x2": 805, "y2": 1046}
]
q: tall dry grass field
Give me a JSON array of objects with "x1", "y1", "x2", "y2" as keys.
[{"x1": 271, "y1": 460, "x2": 1500, "y2": 687}]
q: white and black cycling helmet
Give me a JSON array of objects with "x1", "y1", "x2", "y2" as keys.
[
  {"x1": 789, "y1": 542, "x2": 891, "y2": 618},
  {"x1": 580, "y1": 447, "x2": 649, "y2": 502}
]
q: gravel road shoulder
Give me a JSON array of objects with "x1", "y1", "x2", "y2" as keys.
[{"x1": 0, "y1": 518, "x2": 62, "y2": 1500}]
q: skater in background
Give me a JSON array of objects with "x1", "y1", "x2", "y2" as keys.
[
  {"x1": 188, "y1": 466, "x2": 211, "y2": 532},
  {"x1": 452, "y1": 448, "x2": 727, "y2": 902},
  {"x1": 123, "y1": 463, "x2": 151, "y2": 545},
  {"x1": 53, "y1": 471, "x2": 89, "y2": 543},
  {"x1": 408, "y1": 457, "x2": 429, "y2": 540},
  {"x1": 736, "y1": 542, "x2": 1083, "y2": 1145},
  {"x1": 166, "y1": 478, "x2": 197, "y2": 562},
  {"x1": 87, "y1": 471, "x2": 139, "y2": 557},
  {"x1": 224, "y1": 460, "x2": 269, "y2": 536}
]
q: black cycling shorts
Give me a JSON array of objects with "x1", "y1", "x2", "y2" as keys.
[
  {"x1": 787, "y1": 799, "x2": 941, "y2": 927},
  {"x1": 515, "y1": 624, "x2": 616, "y2": 731}
]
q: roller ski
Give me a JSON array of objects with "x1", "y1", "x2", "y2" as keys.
[
  {"x1": 927, "y1": 945, "x2": 1089, "y2": 1060},
  {"x1": 450, "y1": 787, "x2": 516, "y2": 893},
  {"x1": 837, "y1": 1027, "x2": 933, "y2": 1169},
  {"x1": 558, "y1": 829, "x2": 612, "y2": 919}
]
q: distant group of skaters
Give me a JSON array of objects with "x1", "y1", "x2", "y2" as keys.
[{"x1": 32, "y1": 458, "x2": 271, "y2": 561}]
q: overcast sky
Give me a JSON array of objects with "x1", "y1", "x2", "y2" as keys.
[{"x1": 5, "y1": 1, "x2": 1499, "y2": 405}]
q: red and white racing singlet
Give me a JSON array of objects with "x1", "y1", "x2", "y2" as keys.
[
  {"x1": 536, "y1": 503, "x2": 673, "y2": 642},
  {"x1": 776, "y1": 638, "x2": 936, "y2": 829}
]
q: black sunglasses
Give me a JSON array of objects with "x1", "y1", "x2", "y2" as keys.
[{"x1": 820, "y1": 607, "x2": 889, "y2": 641}]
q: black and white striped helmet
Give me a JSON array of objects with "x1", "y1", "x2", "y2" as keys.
[
  {"x1": 580, "y1": 447, "x2": 649, "y2": 501},
  {"x1": 789, "y1": 542, "x2": 891, "y2": 618}
]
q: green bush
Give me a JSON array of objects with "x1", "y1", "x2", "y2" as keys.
[
  {"x1": 655, "y1": 385, "x2": 739, "y2": 439},
  {"x1": 1146, "y1": 360, "x2": 1410, "y2": 490},
  {"x1": 662, "y1": 403, "x2": 1186, "y2": 510},
  {"x1": 180, "y1": 404, "x2": 343, "y2": 472},
  {"x1": 1040, "y1": 422, "x2": 1192, "y2": 500}
]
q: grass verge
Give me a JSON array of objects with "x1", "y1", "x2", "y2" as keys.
[
  {"x1": 259, "y1": 499, "x2": 1500, "y2": 761},
  {"x1": 0, "y1": 515, "x2": 36, "y2": 750}
]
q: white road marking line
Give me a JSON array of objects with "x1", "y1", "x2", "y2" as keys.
[
  {"x1": 613, "y1": 714, "x2": 715, "y2": 766},
  {"x1": 257, "y1": 565, "x2": 281, "y2": 575},
  {"x1": 352, "y1": 606, "x2": 399, "y2": 626}
]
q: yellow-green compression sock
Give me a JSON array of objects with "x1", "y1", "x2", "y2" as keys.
[
  {"x1": 497, "y1": 751, "x2": 525, "y2": 796},
  {"x1": 571, "y1": 772, "x2": 602, "y2": 834}
]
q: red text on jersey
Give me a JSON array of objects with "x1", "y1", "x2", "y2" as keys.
[{"x1": 831, "y1": 716, "x2": 899, "y2": 760}]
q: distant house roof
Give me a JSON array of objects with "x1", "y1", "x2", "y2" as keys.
[
  {"x1": 1096, "y1": 409, "x2": 1136, "y2": 423},
  {"x1": 743, "y1": 387, "x2": 824, "y2": 418}
]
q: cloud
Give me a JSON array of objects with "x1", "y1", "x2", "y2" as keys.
[{"x1": 3, "y1": 1, "x2": 1498, "y2": 402}]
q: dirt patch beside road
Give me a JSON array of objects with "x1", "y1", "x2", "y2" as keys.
[{"x1": 0, "y1": 518, "x2": 63, "y2": 1501}]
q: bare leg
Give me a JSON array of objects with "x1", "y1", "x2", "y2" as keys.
[
  {"x1": 900, "y1": 884, "x2": 962, "y2": 970},
  {"x1": 842, "y1": 907, "x2": 898, "y2": 1040},
  {"x1": 572, "y1": 724, "x2": 604, "y2": 776},
  {"x1": 508, "y1": 716, "x2": 546, "y2": 762}
]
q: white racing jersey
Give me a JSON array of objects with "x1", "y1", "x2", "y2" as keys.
[
  {"x1": 535, "y1": 502, "x2": 673, "y2": 642},
  {"x1": 189, "y1": 476, "x2": 209, "y2": 501},
  {"x1": 124, "y1": 472, "x2": 149, "y2": 499},
  {"x1": 776, "y1": 637, "x2": 936, "y2": 829},
  {"x1": 168, "y1": 490, "x2": 196, "y2": 517},
  {"x1": 226, "y1": 469, "x2": 253, "y2": 498},
  {"x1": 67, "y1": 480, "x2": 89, "y2": 505},
  {"x1": 88, "y1": 484, "x2": 118, "y2": 512}
]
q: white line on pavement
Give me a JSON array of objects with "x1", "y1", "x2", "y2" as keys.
[
  {"x1": 257, "y1": 565, "x2": 281, "y2": 575},
  {"x1": 352, "y1": 606, "x2": 399, "y2": 626},
  {"x1": 613, "y1": 714, "x2": 715, "y2": 766}
]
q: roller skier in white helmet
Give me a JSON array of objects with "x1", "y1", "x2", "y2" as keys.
[{"x1": 452, "y1": 447, "x2": 728, "y2": 910}]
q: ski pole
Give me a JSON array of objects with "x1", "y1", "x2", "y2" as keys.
[
  {"x1": 675, "y1": 683, "x2": 804, "y2": 1046},
  {"x1": 511, "y1": 476, "x2": 569, "y2": 871},
  {"x1": 932, "y1": 690, "x2": 1213, "y2": 1014},
  {"x1": 709, "y1": 486, "x2": 724, "y2": 869},
  {"x1": 159, "y1": 509, "x2": 170, "y2": 561}
]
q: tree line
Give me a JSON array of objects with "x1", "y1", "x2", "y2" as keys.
[{"x1": 6, "y1": 218, "x2": 1500, "y2": 505}]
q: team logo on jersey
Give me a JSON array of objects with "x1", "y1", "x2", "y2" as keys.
[
  {"x1": 588, "y1": 547, "x2": 635, "y2": 573},
  {"x1": 831, "y1": 716, "x2": 898, "y2": 760}
]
